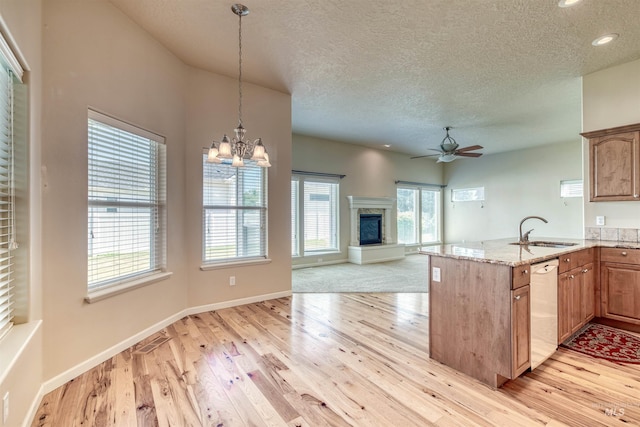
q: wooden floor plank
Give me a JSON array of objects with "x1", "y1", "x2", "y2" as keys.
[{"x1": 32, "y1": 293, "x2": 640, "y2": 426}]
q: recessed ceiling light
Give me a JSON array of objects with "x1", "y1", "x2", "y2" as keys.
[
  {"x1": 558, "y1": 0, "x2": 582, "y2": 7},
  {"x1": 592, "y1": 33, "x2": 619, "y2": 46}
]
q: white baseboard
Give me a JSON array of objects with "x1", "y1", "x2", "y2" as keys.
[
  {"x1": 23, "y1": 384, "x2": 45, "y2": 427},
  {"x1": 292, "y1": 259, "x2": 347, "y2": 269},
  {"x1": 186, "y1": 290, "x2": 292, "y2": 315},
  {"x1": 39, "y1": 289, "x2": 292, "y2": 397}
]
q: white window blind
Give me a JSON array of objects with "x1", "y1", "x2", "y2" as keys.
[
  {"x1": 0, "y1": 38, "x2": 22, "y2": 340},
  {"x1": 88, "y1": 110, "x2": 166, "y2": 291},
  {"x1": 397, "y1": 186, "x2": 442, "y2": 245},
  {"x1": 202, "y1": 157, "x2": 267, "y2": 263},
  {"x1": 291, "y1": 177, "x2": 299, "y2": 257},
  {"x1": 560, "y1": 179, "x2": 583, "y2": 198},
  {"x1": 303, "y1": 179, "x2": 339, "y2": 252}
]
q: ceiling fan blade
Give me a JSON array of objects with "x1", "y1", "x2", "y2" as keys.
[
  {"x1": 410, "y1": 153, "x2": 440, "y2": 159},
  {"x1": 455, "y1": 145, "x2": 483, "y2": 153},
  {"x1": 455, "y1": 152, "x2": 483, "y2": 158}
]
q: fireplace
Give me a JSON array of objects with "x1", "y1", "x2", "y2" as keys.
[
  {"x1": 346, "y1": 196, "x2": 404, "y2": 264},
  {"x1": 359, "y1": 214, "x2": 382, "y2": 245}
]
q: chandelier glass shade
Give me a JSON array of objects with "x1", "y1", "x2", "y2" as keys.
[{"x1": 207, "y1": 4, "x2": 271, "y2": 168}]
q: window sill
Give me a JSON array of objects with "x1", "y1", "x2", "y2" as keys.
[
  {"x1": 200, "y1": 258, "x2": 272, "y2": 271},
  {"x1": 303, "y1": 250, "x2": 341, "y2": 257},
  {"x1": 85, "y1": 271, "x2": 173, "y2": 304}
]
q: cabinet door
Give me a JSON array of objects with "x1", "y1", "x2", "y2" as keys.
[
  {"x1": 581, "y1": 263, "x2": 595, "y2": 323},
  {"x1": 601, "y1": 262, "x2": 640, "y2": 325},
  {"x1": 557, "y1": 272, "x2": 572, "y2": 344},
  {"x1": 589, "y1": 131, "x2": 640, "y2": 201},
  {"x1": 512, "y1": 286, "x2": 530, "y2": 377},
  {"x1": 569, "y1": 272, "x2": 583, "y2": 334}
]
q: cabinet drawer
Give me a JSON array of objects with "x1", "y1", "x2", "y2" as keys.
[
  {"x1": 558, "y1": 248, "x2": 595, "y2": 272},
  {"x1": 512, "y1": 264, "x2": 530, "y2": 289},
  {"x1": 601, "y1": 247, "x2": 640, "y2": 264}
]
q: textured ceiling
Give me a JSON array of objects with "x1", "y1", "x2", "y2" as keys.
[{"x1": 109, "y1": 0, "x2": 640, "y2": 156}]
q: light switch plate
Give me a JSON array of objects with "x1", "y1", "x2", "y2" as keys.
[
  {"x1": 596, "y1": 216, "x2": 605, "y2": 226},
  {"x1": 432, "y1": 267, "x2": 441, "y2": 282}
]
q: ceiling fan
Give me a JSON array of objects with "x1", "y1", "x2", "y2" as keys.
[{"x1": 411, "y1": 126, "x2": 483, "y2": 163}]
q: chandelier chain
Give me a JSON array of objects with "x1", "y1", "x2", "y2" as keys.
[{"x1": 238, "y1": 9, "x2": 243, "y2": 127}]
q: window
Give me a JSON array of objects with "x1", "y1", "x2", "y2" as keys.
[
  {"x1": 291, "y1": 176, "x2": 299, "y2": 257},
  {"x1": 0, "y1": 37, "x2": 23, "y2": 339},
  {"x1": 88, "y1": 110, "x2": 167, "y2": 291},
  {"x1": 397, "y1": 186, "x2": 441, "y2": 245},
  {"x1": 560, "y1": 179, "x2": 583, "y2": 198},
  {"x1": 202, "y1": 158, "x2": 267, "y2": 264},
  {"x1": 451, "y1": 186, "x2": 485, "y2": 202},
  {"x1": 291, "y1": 175, "x2": 340, "y2": 256}
]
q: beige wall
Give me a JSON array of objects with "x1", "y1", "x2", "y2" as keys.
[
  {"x1": 39, "y1": 0, "x2": 292, "y2": 395},
  {"x1": 582, "y1": 58, "x2": 640, "y2": 229},
  {"x1": 185, "y1": 68, "x2": 292, "y2": 306},
  {"x1": 41, "y1": 0, "x2": 188, "y2": 380},
  {"x1": 443, "y1": 142, "x2": 584, "y2": 243},
  {"x1": 0, "y1": 0, "x2": 43, "y2": 424},
  {"x1": 292, "y1": 134, "x2": 444, "y2": 265}
]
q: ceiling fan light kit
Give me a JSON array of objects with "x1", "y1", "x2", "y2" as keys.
[{"x1": 410, "y1": 126, "x2": 483, "y2": 163}]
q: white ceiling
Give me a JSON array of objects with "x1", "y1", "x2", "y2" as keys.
[{"x1": 109, "y1": 0, "x2": 640, "y2": 157}]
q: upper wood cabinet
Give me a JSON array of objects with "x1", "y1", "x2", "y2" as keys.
[{"x1": 581, "y1": 124, "x2": 640, "y2": 202}]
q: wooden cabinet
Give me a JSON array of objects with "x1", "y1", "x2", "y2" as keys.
[
  {"x1": 558, "y1": 249, "x2": 596, "y2": 344},
  {"x1": 511, "y1": 285, "x2": 530, "y2": 377},
  {"x1": 601, "y1": 248, "x2": 640, "y2": 325},
  {"x1": 581, "y1": 124, "x2": 640, "y2": 202},
  {"x1": 428, "y1": 255, "x2": 530, "y2": 387}
]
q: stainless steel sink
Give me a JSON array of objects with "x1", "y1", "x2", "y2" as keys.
[{"x1": 510, "y1": 241, "x2": 578, "y2": 248}]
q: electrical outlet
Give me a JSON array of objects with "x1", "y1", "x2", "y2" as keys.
[
  {"x1": 432, "y1": 267, "x2": 441, "y2": 282},
  {"x1": 3, "y1": 392, "x2": 9, "y2": 424},
  {"x1": 596, "y1": 216, "x2": 605, "y2": 226},
  {"x1": 229, "y1": 276, "x2": 236, "y2": 286}
]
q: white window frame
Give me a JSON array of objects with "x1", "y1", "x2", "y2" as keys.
[
  {"x1": 396, "y1": 185, "x2": 442, "y2": 246},
  {"x1": 451, "y1": 186, "x2": 485, "y2": 202},
  {"x1": 0, "y1": 35, "x2": 23, "y2": 339},
  {"x1": 87, "y1": 110, "x2": 169, "y2": 302},
  {"x1": 560, "y1": 179, "x2": 583, "y2": 198},
  {"x1": 201, "y1": 157, "x2": 268, "y2": 268},
  {"x1": 291, "y1": 174, "x2": 340, "y2": 257}
]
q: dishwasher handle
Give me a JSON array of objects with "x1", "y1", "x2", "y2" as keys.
[{"x1": 532, "y1": 262, "x2": 559, "y2": 275}]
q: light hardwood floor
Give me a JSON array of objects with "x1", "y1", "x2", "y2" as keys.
[{"x1": 33, "y1": 293, "x2": 640, "y2": 426}]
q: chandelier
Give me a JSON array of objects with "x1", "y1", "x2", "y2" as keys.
[{"x1": 207, "y1": 4, "x2": 271, "y2": 167}]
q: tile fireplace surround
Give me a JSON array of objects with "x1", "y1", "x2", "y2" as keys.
[{"x1": 346, "y1": 196, "x2": 404, "y2": 264}]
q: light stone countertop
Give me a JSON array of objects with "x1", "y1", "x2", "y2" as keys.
[{"x1": 419, "y1": 237, "x2": 640, "y2": 267}]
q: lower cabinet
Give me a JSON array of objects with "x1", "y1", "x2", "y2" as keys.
[
  {"x1": 511, "y1": 285, "x2": 530, "y2": 377},
  {"x1": 558, "y1": 262, "x2": 595, "y2": 344},
  {"x1": 601, "y1": 248, "x2": 640, "y2": 325}
]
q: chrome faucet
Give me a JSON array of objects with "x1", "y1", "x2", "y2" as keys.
[{"x1": 519, "y1": 216, "x2": 548, "y2": 243}]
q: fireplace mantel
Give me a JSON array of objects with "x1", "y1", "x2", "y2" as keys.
[{"x1": 346, "y1": 196, "x2": 404, "y2": 264}]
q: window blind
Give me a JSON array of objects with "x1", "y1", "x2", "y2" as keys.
[
  {"x1": 303, "y1": 179, "x2": 338, "y2": 252},
  {"x1": 0, "y1": 50, "x2": 20, "y2": 339},
  {"x1": 202, "y1": 156, "x2": 267, "y2": 263},
  {"x1": 291, "y1": 177, "x2": 299, "y2": 257},
  {"x1": 88, "y1": 110, "x2": 166, "y2": 291}
]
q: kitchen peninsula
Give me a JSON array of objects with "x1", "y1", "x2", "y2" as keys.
[{"x1": 421, "y1": 238, "x2": 640, "y2": 388}]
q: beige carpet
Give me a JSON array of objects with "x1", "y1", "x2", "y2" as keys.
[{"x1": 292, "y1": 254, "x2": 429, "y2": 293}]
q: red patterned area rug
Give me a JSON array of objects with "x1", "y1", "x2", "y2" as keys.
[{"x1": 562, "y1": 323, "x2": 640, "y2": 364}]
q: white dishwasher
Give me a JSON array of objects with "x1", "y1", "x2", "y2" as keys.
[{"x1": 529, "y1": 259, "x2": 559, "y2": 370}]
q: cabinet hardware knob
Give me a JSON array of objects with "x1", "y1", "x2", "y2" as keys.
[
  {"x1": 514, "y1": 295, "x2": 521, "y2": 300},
  {"x1": 564, "y1": 258, "x2": 570, "y2": 262},
  {"x1": 569, "y1": 274, "x2": 575, "y2": 279},
  {"x1": 523, "y1": 270, "x2": 528, "y2": 274},
  {"x1": 622, "y1": 251, "x2": 628, "y2": 256},
  {"x1": 582, "y1": 269, "x2": 588, "y2": 273}
]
